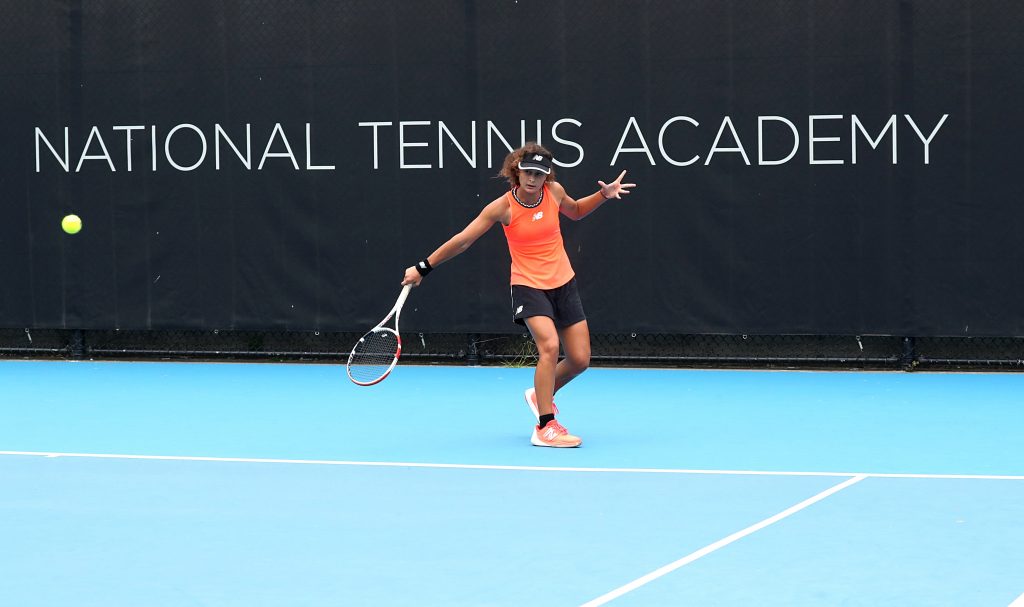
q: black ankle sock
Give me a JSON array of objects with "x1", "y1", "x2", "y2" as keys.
[{"x1": 539, "y1": 413, "x2": 555, "y2": 428}]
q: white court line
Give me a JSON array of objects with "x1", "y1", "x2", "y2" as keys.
[
  {"x1": 578, "y1": 475, "x2": 869, "y2": 607},
  {"x1": 4, "y1": 450, "x2": 1018, "y2": 606},
  {"x1": 1, "y1": 450, "x2": 1022, "y2": 480}
]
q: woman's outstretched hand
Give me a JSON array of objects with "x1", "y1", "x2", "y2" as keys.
[{"x1": 598, "y1": 170, "x2": 636, "y2": 199}]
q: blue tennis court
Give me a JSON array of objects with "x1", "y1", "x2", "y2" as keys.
[{"x1": 1, "y1": 360, "x2": 1022, "y2": 606}]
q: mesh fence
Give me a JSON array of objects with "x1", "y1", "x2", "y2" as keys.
[{"x1": 3, "y1": 328, "x2": 1023, "y2": 371}]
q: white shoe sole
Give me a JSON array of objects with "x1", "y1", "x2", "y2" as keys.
[
  {"x1": 524, "y1": 388, "x2": 539, "y2": 420},
  {"x1": 524, "y1": 387, "x2": 558, "y2": 420}
]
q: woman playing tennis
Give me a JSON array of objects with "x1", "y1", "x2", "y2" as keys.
[{"x1": 402, "y1": 143, "x2": 635, "y2": 447}]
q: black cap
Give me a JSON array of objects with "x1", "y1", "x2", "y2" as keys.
[{"x1": 517, "y1": 152, "x2": 553, "y2": 174}]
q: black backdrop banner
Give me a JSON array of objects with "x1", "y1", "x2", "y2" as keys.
[{"x1": 1, "y1": 1, "x2": 1022, "y2": 337}]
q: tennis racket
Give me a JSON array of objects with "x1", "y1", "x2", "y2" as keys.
[{"x1": 346, "y1": 284, "x2": 412, "y2": 386}]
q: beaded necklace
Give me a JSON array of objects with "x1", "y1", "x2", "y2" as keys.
[{"x1": 511, "y1": 186, "x2": 543, "y2": 209}]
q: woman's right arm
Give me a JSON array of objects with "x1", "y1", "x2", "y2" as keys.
[{"x1": 402, "y1": 197, "x2": 509, "y2": 286}]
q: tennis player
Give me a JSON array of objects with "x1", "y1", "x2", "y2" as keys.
[{"x1": 402, "y1": 143, "x2": 634, "y2": 447}]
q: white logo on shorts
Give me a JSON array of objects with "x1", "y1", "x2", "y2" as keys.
[
  {"x1": 532, "y1": 211, "x2": 543, "y2": 222},
  {"x1": 516, "y1": 305, "x2": 524, "y2": 315}
]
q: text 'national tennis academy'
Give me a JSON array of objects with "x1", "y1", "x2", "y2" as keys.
[{"x1": 34, "y1": 114, "x2": 949, "y2": 173}]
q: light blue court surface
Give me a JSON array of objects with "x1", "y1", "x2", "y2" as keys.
[{"x1": 1, "y1": 361, "x2": 1023, "y2": 606}]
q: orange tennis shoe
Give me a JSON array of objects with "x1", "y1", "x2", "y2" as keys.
[
  {"x1": 531, "y1": 419, "x2": 582, "y2": 448},
  {"x1": 524, "y1": 387, "x2": 558, "y2": 420}
]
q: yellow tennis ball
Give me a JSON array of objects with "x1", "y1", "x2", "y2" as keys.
[{"x1": 62, "y1": 214, "x2": 82, "y2": 234}]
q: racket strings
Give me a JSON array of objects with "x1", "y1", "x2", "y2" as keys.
[{"x1": 348, "y1": 328, "x2": 400, "y2": 384}]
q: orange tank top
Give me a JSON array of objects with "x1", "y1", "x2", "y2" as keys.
[{"x1": 502, "y1": 185, "x2": 575, "y2": 289}]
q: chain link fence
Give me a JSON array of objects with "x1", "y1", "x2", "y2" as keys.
[{"x1": 3, "y1": 329, "x2": 1022, "y2": 371}]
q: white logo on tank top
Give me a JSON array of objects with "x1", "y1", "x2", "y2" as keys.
[{"x1": 532, "y1": 211, "x2": 543, "y2": 222}]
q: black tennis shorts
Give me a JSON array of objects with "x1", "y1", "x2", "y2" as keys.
[{"x1": 510, "y1": 277, "x2": 586, "y2": 329}]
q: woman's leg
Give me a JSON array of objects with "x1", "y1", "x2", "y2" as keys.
[
  {"x1": 524, "y1": 315, "x2": 583, "y2": 448},
  {"x1": 554, "y1": 319, "x2": 591, "y2": 395},
  {"x1": 524, "y1": 315, "x2": 560, "y2": 416}
]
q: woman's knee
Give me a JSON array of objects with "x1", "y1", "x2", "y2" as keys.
[
  {"x1": 535, "y1": 336, "x2": 561, "y2": 361},
  {"x1": 565, "y1": 344, "x2": 591, "y2": 372}
]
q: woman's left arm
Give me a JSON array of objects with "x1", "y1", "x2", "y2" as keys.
[{"x1": 556, "y1": 170, "x2": 635, "y2": 221}]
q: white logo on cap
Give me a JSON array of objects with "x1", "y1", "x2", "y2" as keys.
[{"x1": 533, "y1": 154, "x2": 543, "y2": 161}]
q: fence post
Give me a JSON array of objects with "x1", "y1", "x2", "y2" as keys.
[
  {"x1": 900, "y1": 336, "x2": 917, "y2": 370},
  {"x1": 467, "y1": 334, "x2": 480, "y2": 366},
  {"x1": 70, "y1": 329, "x2": 85, "y2": 359}
]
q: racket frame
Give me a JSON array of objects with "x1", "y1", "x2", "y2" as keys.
[{"x1": 346, "y1": 284, "x2": 412, "y2": 386}]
